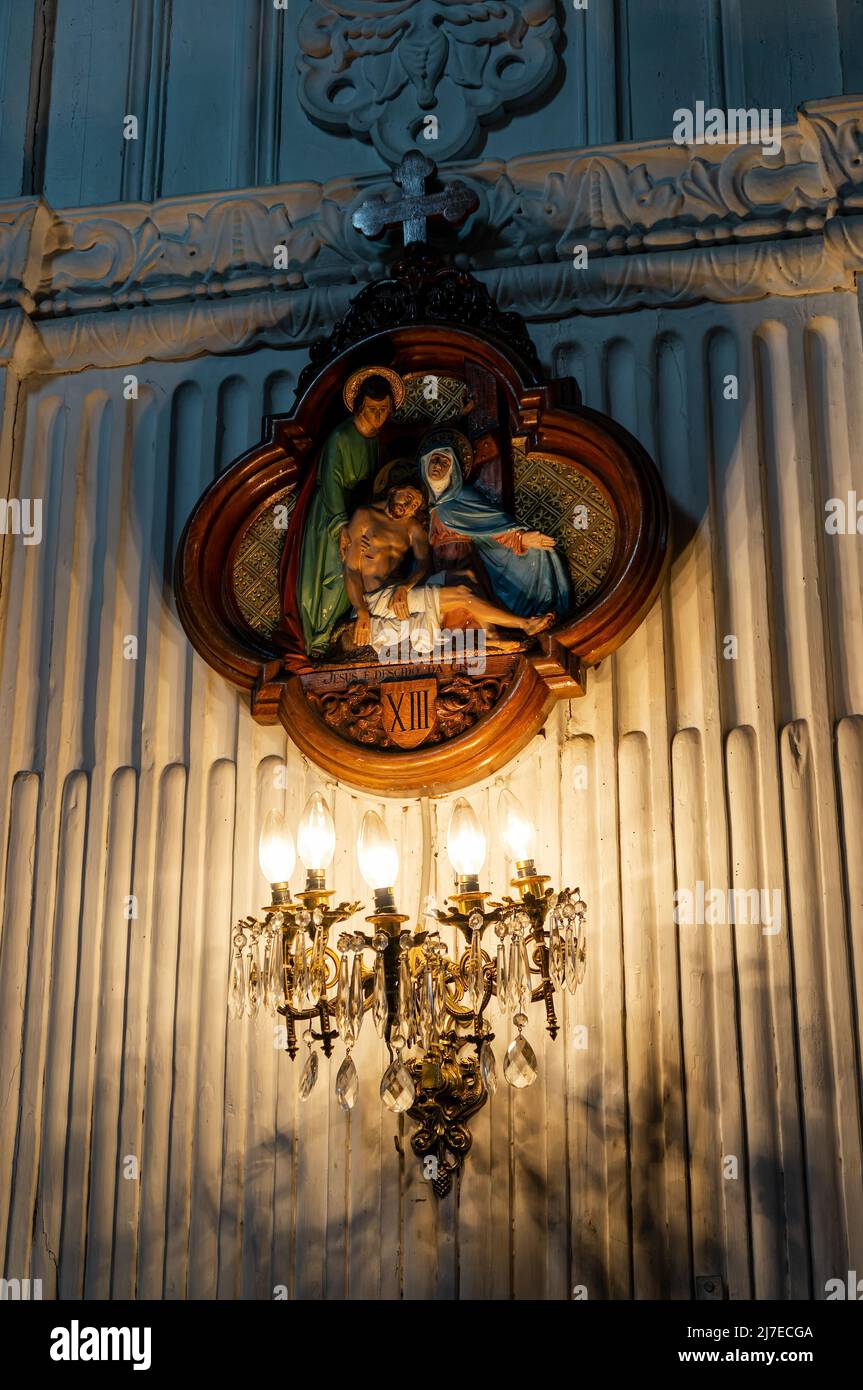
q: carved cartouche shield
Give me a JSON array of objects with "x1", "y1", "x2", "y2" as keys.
[
  {"x1": 381, "y1": 678, "x2": 437, "y2": 749},
  {"x1": 175, "y1": 247, "x2": 669, "y2": 797}
]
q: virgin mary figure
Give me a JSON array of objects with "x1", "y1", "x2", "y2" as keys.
[{"x1": 419, "y1": 431, "x2": 571, "y2": 622}]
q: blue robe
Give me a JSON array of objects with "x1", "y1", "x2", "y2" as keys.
[{"x1": 421, "y1": 451, "x2": 571, "y2": 620}]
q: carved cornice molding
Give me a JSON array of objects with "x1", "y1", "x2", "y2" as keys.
[
  {"x1": 4, "y1": 227, "x2": 862, "y2": 376},
  {"x1": 296, "y1": 0, "x2": 561, "y2": 163},
  {"x1": 1, "y1": 97, "x2": 862, "y2": 373}
]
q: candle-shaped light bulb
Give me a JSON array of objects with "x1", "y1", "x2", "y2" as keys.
[
  {"x1": 297, "y1": 792, "x2": 336, "y2": 871},
  {"x1": 497, "y1": 789, "x2": 537, "y2": 864},
  {"x1": 357, "y1": 811, "x2": 399, "y2": 890},
  {"x1": 447, "y1": 798, "x2": 487, "y2": 878},
  {"x1": 258, "y1": 809, "x2": 296, "y2": 885}
]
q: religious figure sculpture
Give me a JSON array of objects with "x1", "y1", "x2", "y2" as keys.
[
  {"x1": 177, "y1": 149, "x2": 669, "y2": 793},
  {"x1": 341, "y1": 482, "x2": 556, "y2": 658},
  {"x1": 419, "y1": 429, "x2": 571, "y2": 621},
  {"x1": 276, "y1": 366, "x2": 406, "y2": 661}
]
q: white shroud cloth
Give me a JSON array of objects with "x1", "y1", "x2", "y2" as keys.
[{"x1": 363, "y1": 573, "x2": 446, "y2": 655}]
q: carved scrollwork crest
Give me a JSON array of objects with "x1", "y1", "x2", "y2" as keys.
[{"x1": 297, "y1": 0, "x2": 561, "y2": 162}]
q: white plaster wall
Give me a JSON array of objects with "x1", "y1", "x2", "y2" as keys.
[{"x1": 0, "y1": 288, "x2": 861, "y2": 1299}]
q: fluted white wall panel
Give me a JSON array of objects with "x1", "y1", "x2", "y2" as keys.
[{"x1": 0, "y1": 291, "x2": 861, "y2": 1299}]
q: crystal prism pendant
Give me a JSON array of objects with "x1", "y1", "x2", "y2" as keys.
[
  {"x1": 308, "y1": 925, "x2": 325, "y2": 1006},
  {"x1": 262, "y1": 939, "x2": 272, "y2": 1014},
  {"x1": 480, "y1": 1039, "x2": 497, "y2": 1096},
  {"x1": 348, "y1": 952, "x2": 364, "y2": 1044},
  {"x1": 549, "y1": 913, "x2": 565, "y2": 989},
  {"x1": 291, "y1": 932, "x2": 306, "y2": 1010},
  {"x1": 424, "y1": 966, "x2": 435, "y2": 1022},
  {"x1": 509, "y1": 935, "x2": 529, "y2": 1015},
  {"x1": 299, "y1": 1049, "x2": 318, "y2": 1101},
  {"x1": 336, "y1": 1053, "x2": 359, "y2": 1111},
  {"x1": 398, "y1": 955, "x2": 414, "y2": 1044},
  {"x1": 517, "y1": 937, "x2": 532, "y2": 1013},
  {"x1": 336, "y1": 951, "x2": 350, "y2": 1044},
  {"x1": 229, "y1": 951, "x2": 246, "y2": 1020},
  {"x1": 565, "y1": 925, "x2": 577, "y2": 994},
  {"x1": 503, "y1": 1035, "x2": 538, "y2": 1089},
  {"x1": 467, "y1": 933, "x2": 483, "y2": 1012},
  {"x1": 372, "y1": 953, "x2": 388, "y2": 1037},
  {"x1": 434, "y1": 963, "x2": 448, "y2": 1027},
  {"x1": 507, "y1": 936, "x2": 520, "y2": 1011},
  {"x1": 380, "y1": 1059, "x2": 415, "y2": 1113},
  {"x1": 269, "y1": 926, "x2": 285, "y2": 1009},
  {"x1": 418, "y1": 967, "x2": 435, "y2": 1049},
  {"x1": 495, "y1": 942, "x2": 509, "y2": 1014},
  {"x1": 247, "y1": 940, "x2": 262, "y2": 1018},
  {"x1": 299, "y1": 939, "x2": 315, "y2": 1009}
]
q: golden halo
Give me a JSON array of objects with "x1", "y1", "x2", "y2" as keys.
[
  {"x1": 372, "y1": 457, "x2": 420, "y2": 497},
  {"x1": 343, "y1": 366, "x2": 406, "y2": 413}
]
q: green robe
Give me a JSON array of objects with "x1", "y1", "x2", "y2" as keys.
[{"x1": 298, "y1": 417, "x2": 379, "y2": 655}]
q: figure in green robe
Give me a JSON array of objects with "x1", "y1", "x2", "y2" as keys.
[{"x1": 295, "y1": 370, "x2": 403, "y2": 657}]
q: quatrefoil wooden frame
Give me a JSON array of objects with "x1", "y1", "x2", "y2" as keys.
[{"x1": 175, "y1": 257, "x2": 669, "y2": 797}]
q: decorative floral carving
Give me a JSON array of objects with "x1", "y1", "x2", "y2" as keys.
[
  {"x1": 476, "y1": 113, "x2": 860, "y2": 265},
  {"x1": 304, "y1": 667, "x2": 515, "y2": 749},
  {"x1": 2, "y1": 99, "x2": 863, "y2": 371},
  {"x1": 40, "y1": 194, "x2": 371, "y2": 315},
  {"x1": 297, "y1": 0, "x2": 560, "y2": 163},
  {"x1": 1, "y1": 98, "x2": 859, "y2": 323},
  {"x1": 7, "y1": 233, "x2": 861, "y2": 376}
]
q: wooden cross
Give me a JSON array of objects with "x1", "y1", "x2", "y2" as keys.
[{"x1": 352, "y1": 150, "x2": 479, "y2": 247}]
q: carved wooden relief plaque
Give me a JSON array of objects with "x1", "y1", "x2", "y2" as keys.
[{"x1": 175, "y1": 245, "x2": 669, "y2": 796}]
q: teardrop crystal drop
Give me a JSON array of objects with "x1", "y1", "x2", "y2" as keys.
[
  {"x1": 247, "y1": 941, "x2": 262, "y2": 1018},
  {"x1": 336, "y1": 952, "x2": 350, "y2": 1044},
  {"x1": 336, "y1": 1053, "x2": 359, "y2": 1111},
  {"x1": 299, "y1": 1049, "x2": 319, "y2": 1101},
  {"x1": 503, "y1": 1035, "x2": 538, "y2": 1089},
  {"x1": 480, "y1": 1039, "x2": 497, "y2": 1096},
  {"x1": 372, "y1": 953, "x2": 388, "y2": 1037},
  {"x1": 348, "y1": 952, "x2": 364, "y2": 1044},
  {"x1": 229, "y1": 952, "x2": 246, "y2": 1020},
  {"x1": 380, "y1": 1059, "x2": 415, "y2": 1114}
]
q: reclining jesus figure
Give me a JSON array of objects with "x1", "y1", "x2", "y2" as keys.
[{"x1": 340, "y1": 484, "x2": 554, "y2": 657}]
